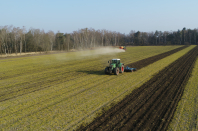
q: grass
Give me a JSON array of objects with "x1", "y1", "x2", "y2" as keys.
[
  {"x1": 168, "y1": 57, "x2": 198, "y2": 131},
  {"x1": 0, "y1": 45, "x2": 195, "y2": 130}
]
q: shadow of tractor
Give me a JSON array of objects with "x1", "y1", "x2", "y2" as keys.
[
  {"x1": 77, "y1": 69, "x2": 126, "y2": 76},
  {"x1": 77, "y1": 70, "x2": 106, "y2": 75}
]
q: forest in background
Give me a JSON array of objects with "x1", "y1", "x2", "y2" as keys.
[{"x1": 0, "y1": 25, "x2": 197, "y2": 55}]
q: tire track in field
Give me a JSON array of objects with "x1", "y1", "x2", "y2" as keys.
[
  {"x1": 0, "y1": 63, "x2": 114, "y2": 116},
  {"x1": 0, "y1": 46, "x2": 184, "y2": 80},
  {"x1": 118, "y1": 49, "x2": 195, "y2": 131},
  {"x1": 0, "y1": 55, "x2": 110, "y2": 102},
  {"x1": 67, "y1": 46, "x2": 189, "y2": 130},
  {"x1": 0, "y1": 60, "x2": 105, "y2": 102},
  {"x1": 0, "y1": 74, "x2": 117, "y2": 128},
  {"x1": 75, "y1": 61, "x2": 174, "y2": 130},
  {"x1": 1, "y1": 46, "x2": 187, "y2": 102},
  {"x1": 81, "y1": 46, "x2": 198, "y2": 131},
  {"x1": 0, "y1": 45, "x2": 188, "y2": 129},
  {"x1": 0, "y1": 57, "x2": 103, "y2": 80},
  {"x1": 0, "y1": 73, "x2": 101, "y2": 118}
]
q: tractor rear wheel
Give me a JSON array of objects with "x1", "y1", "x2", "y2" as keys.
[
  {"x1": 114, "y1": 67, "x2": 119, "y2": 75},
  {"x1": 105, "y1": 67, "x2": 108, "y2": 74},
  {"x1": 120, "y1": 64, "x2": 124, "y2": 73}
]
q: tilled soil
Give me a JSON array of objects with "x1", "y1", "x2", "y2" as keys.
[
  {"x1": 126, "y1": 45, "x2": 188, "y2": 70},
  {"x1": 80, "y1": 45, "x2": 198, "y2": 131}
]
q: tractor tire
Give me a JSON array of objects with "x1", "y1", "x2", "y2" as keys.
[
  {"x1": 109, "y1": 69, "x2": 112, "y2": 74},
  {"x1": 120, "y1": 64, "x2": 124, "y2": 73},
  {"x1": 114, "y1": 67, "x2": 119, "y2": 75},
  {"x1": 105, "y1": 67, "x2": 108, "y2": 74}
]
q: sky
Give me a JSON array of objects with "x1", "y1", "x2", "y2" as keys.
[{"x1": 1, "y1": 0, "x2": 198, "y2": 34}]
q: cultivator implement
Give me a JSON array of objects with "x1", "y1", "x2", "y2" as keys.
[{"x1": 124, "y1": 66, "x2": 137, "y2": 72}]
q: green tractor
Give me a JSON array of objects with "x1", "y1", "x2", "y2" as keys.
[{"x1": 105, "y1": 59, "x2": 124, "y2": 75}]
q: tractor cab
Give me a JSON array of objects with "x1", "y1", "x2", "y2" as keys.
[{"x1": 109, "y1": 59, "x2": 120, "y2": 67}]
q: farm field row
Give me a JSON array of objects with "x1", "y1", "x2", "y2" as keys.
[
  {"x1": 168, "y1": 57, "x2": 198, "y2": 131},
  {"x1": 0, "y1": 45, "x2": 195, "y2": 130},
  {"x1": 0, "y1": 46, "x2": 184, "y2": 102},
  {"x1": 81, "y1": 45, "x2": 198, "y2": 130}
]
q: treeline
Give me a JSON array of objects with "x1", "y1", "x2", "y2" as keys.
[
  {"x1": 0, "y1": 25, "x2": 197, "y2": 55},
  {"x1": 127, "y1": 28, "x2": 198, "y2": 46}
]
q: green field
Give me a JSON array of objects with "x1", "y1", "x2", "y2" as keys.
[
  {"x1": 0, "y1": 46, "x2": 196, "y2": 130},
  {"x1": 168, "y1": 57, "x2": 198, "y2": 131}
]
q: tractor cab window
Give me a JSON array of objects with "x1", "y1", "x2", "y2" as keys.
[
  {"x1": 112, "y1": 60, "x2": 120, "y2": 64},
  {"x1": 112, "y1": 60, "x2": 117, "y2": 63}
]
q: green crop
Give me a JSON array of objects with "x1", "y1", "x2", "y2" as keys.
[
  {"x1": 0, "y1": 46, "x2": 195, "y2": 130},
  {"x1": 167, "y1": 57, "x2": 198, "y2": 131}
]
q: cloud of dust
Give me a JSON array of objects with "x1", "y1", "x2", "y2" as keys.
[
  {"x1": 80, "y1": 47, "x2": 125, "y2": 57},
  {"x1": 51, "y1": 47, "x2": 125, "y2": 63}
]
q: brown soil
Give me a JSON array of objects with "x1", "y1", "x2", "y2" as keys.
[
  {"x1": 80, "y1": 46, "x2": 198, "y2": 131},
  {"x1": 126, "y1": 45, "x2": 188, "y2": 70}
]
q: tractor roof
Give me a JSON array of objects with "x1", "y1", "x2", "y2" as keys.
[{"x1": 112, "y1": 59, "x2": 120, "y2": 60}]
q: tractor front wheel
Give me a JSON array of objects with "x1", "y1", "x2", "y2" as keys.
[{"x1": 114, "y1": 67, "x2": 119, "y2": 75}]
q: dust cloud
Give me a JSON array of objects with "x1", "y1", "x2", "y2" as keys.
[
  {"x1": 81, "y1": 47, "x2": 125, "y2": 57},
  {"x1": 52, "y1": 47, "x2": 125, "y2": 62}
]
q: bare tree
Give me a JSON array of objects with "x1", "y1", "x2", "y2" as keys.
[
  {"x1": 0, "y1": 26, "x2": 8, "y2": 56},
  {"x1": 48, "y1": 30, "x2": 55, "y2": 51},
  {"x1": 189, "y1": 32, "x2": 192, "y2": 45},
  {"x1": 113, "y1": 31, "x2": 117, "y2": 46},
  {"x1": 0, "y1": 28, "x2": 2, "y2": 56},
  {"x1": 89, "y1": 28, "x2": 95, "y2": 48},
  {"x1": 12, "y1": 27, "x2": 20, "y2": 55},
  {"x1": 100, "y1": 29, "x2": 105, "y2": 46},
  {"x1": 18, "y1": 28, "x2": 24, "y2": 55},
  {"x1": 32, "y1": 28, "x2": 41, "y2": 52},
  {"x1": 72, "y1": 31, "x2": 77, "y2": 49},
  {"x1": 22, "y1": 26, "x2": 27, "y2": 53},
  {"x1": 164, "y1": 31, "x2": 168, "y2": 45},
  {"x1": 194, "y1": 29, "x2": 197, "y2": 45},
  {"x1": 129, "y1": 30, "x2": 135, "y2": 45},
  {"x1": 43, "y1": 30, "x2": 51, "y2": 52},
  {"x1": 66, "y1": 34, "x2": 70, "y2": 51}
]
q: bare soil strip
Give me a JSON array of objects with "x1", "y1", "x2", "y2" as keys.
[
  {"x1": 126, "y1": 45, "x2": 188, "y2": 69},
  {"x1": 80, "y1": 45, "x2": 198, "y2": 131}
]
